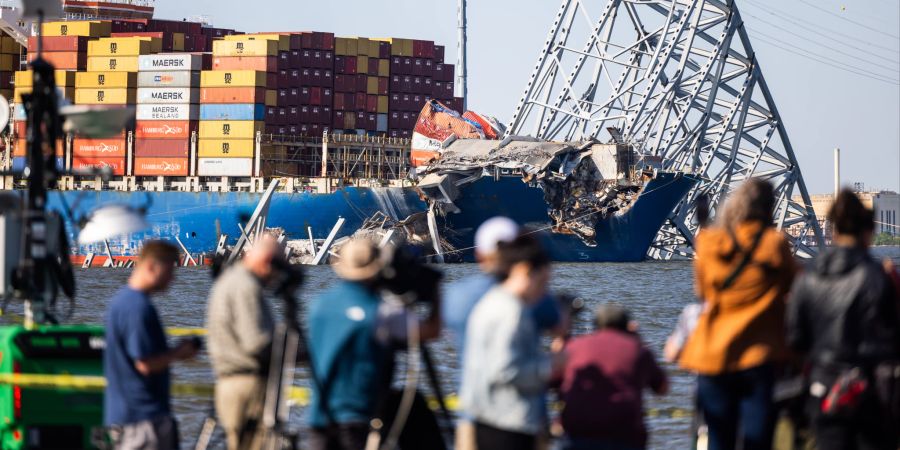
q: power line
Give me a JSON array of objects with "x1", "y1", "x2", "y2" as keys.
[
  {"x1": 796, "y1": 0, "x2": 900, "y2": 40},
  {"x1": 748, "y1": 31, "x2": 900, "y2": 86},
  {"x1": 741, "y1": 11, "x2": 899, "y2": 76},
  {"x1": 742, "y1": 0, "x2": 900, "y2": 62}
]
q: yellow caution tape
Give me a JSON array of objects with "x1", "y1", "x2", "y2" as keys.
[{"x1": 165, "y1": 327, "x2": 208, "y2": 337}]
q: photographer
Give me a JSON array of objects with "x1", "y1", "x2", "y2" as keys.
[
  {"x1": 104, "y1": 241, "x2": 199, "y2": 450},
  {"x1": 206, "y1": 234, "x2": 279, "y2": 450},
  {"x1": 306, "y1": 238, "x2": 442, "y2": 450}
]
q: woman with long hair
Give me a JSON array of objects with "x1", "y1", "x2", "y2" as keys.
[{"x1": 679, "y1": 178, "x2": 797, "y2": 450}]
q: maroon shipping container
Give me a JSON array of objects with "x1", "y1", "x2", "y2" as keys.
[
  {"x1": 402, "y1": 75, "x2": 413, "y2": 92},
  {"x1": 413, "y1": 40, "x2": 434, "y2": 59},
  {"x1": 309, "y1": 106, "x2": 320, "y2": 123},
  {"x1": 434, "y1": 45, "x2": 445, "y2": 62},
  {"x1": 412, "y1": 95, "x2": 424, "y2": 110},
  {"x1": 367, "y1": 58, "x2": 379, "y2": 76},
  {"x1": 354, "y1": 93, "x2": 367, "y2": 111},
  {"x1": 442, "y1": 64, "x2": 455, "y2": 83},
  {"x1": 134, "y1": 139, "x2": 190, "y2": 158},
  {"x1": 423, "y1": 78, "x2": 433, "y2": 97},
  {"x1": 111, "y1": 31, "x2": 173, "y2": 52},
  {"x1": 310, "y1": 87, "x2": 322, "y2": 106},
  {"x1": 412, "y1": 58, "x2": 424, "y2": 77},
  {"x1": 333, "y1": 110, "x2": 345, "y2": 129},
  {"x1": 334, "y1": 74, "x2": 349, "y2": 92},
  {"x1": 433, "y1": 63, "x2": 444, "y2": 82},
  {"x1": 444, "y1": 82, "x2": 454, "y2": 98},
  {"x1": 345, "y1": 56, "x2": 357, "y2": 74},
  {"x1": 366, "y1": 95, "x2": 377, "y2": 113},
  {"x1": 266, "y1": 106, "x2": 278, "y2": 124},
  {"x1": 378, "y1": 77, "x2": 389, "y2": 96},
  {"x1": 323, "y1": 88, "x2": 332, "y2": 106},
  {"x1": 379, "y1": 41, "x2": 391, "y2": 59},
  {"x1": 390, "y1": 57, "x2": 402, "y2": 76},
  {"x1": 354, "y1": 74, "x2": 367, "y2": 92},
  {"x1": 334, "y1": 92, "x2": 345, "y2": 110},
  {"x1": 424, "y1": 59, "x2": 434, "y2": 76},
  {"x1": 401, "y1": 94, "x2": 412, "y2": 111},
  {"x1": 27, "y1": 36, "x2": 88, "y2": 53}
]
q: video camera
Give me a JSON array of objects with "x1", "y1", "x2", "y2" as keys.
[{"x1": 376, "y1": 245, "x2": 443, "y2": 305}]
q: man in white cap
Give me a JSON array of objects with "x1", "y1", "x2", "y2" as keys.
[
  {"x1": 306, "y1": 238, "x2": 443, "y2": 450},
  {"x1": 443, "y1": 217, "x2": 563, "y2": 450}
]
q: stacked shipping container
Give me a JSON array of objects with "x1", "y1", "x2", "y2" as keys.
[
  {"x1": 134, "y1": 53, "x2": 206, "y2": 176},
  {"x1": 0, "y1": 35, "x2": 21, "y2": 101}
]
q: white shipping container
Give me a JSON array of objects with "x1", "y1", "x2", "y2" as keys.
[
  {"x1": 198, "y1": 158, "x2": 254, "y2": 177},
  {"x1": 137, "y1": 71, "x2": 201, "y2": 88},
  {"x1": 137, "y1": 88, "x2": 200, "y2": 104},
  {"x1": 136, "y1": 104, "x2": 200, "y2": 121},
  {"x1": 139, "y1": 53, "x2": 205, "y2": 72}
]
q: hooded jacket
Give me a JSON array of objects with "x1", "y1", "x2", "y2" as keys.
[{"x1": 787, "y1": 245, "x2": 900, "y2": 371}]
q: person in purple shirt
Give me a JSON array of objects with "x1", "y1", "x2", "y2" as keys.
[
  {"x1": 554, "y1": 304, "x2": 668, "y2": 450},
  {"x1": 442, "y1": 217, "x2": 563, "y2": 450}
]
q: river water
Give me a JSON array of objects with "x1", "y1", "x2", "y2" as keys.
[{"x1": 9, "y1": 247, "x2": 900, "y2": 449}]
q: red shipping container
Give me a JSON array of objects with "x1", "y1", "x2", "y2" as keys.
[
  {"x1": 310, "y1": 87, "x2": 322, "y2": 106},
  {"x1": 334, "y1": 92, "x2": 345, "y2": 110},
  {"x1": 27, "y1": 36, "x2": 88, "y2": 53},
  {"x1": 366, "y1": 95, "x2": 377, "y2": 113},
  {"x1": 354, "y1": 93, "x2": 367, "y2": 111},
  {"x1": 27, "y1": 52, "x2": 86, "y2": 70},
  {"x1": 201, "y1": 87, "x2": 269, "y2": 104},
  {"x1": 378, "y1": 77, "x2": 389, "y2": 96},
  {"x1": 435, "y1": 45, "x2": 445, "y2": 62},
  {"x1": 73, "y1": 138, "x2": 127, "y2": 158},
  {"x1": 135, "y1": 120, "x2": 195, "y2": 139},
  {"x1": 379, "y1": 42, "x2": 391, "y2": 59},
  {"x1": 133, "y1": 157, "x2": 189, "y2": 176},
  {"x1": 367, "y1": 58, "x2": 379, "y2": 76},
  {"x1": 134, "y1": 139, "x2": 190, "y2": 158},
  {"x1": 73, "y1": 157, "x2": 126, "y2": 176}
]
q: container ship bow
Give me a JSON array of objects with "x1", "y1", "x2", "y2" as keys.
[{"x1": 414, "y1": 136, "x2": 697, "y2": 263}]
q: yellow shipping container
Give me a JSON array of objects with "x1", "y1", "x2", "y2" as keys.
[
  {"x1": 212, "y1": 40, "x2": 279, "y2": 57},
  {"x1": 356, "y1": 38, "x2": 370, "y2": 56},
  {"x1": 386, "y1": 38, "x2": 414, "y2": 57},
  {"x1": 88, "y1": 38, "x2": 157, "y2": 57},
  {"x1": 367, "y1": 41, "x2": 380, "y2": 59},
  {"x1": 335, "y1": 37, "x2": 349, "y2": 56},
  {"x1": 15, "y1": 87, "x2": 75, "y2": 103},
  {"x1": 378, "y1": 59, "x2": 390, "y2": 77},
  {"x1": 198, "y1": 139, "x2": 255, "y2": 158},
  {"x1": 0, "y1": 54, "x2": 15, "y2": 71},
  {"x1": 200, "y1": 121, "x2": 265, "y2": 139},
  {"x1": 42, "y1": 21, "x2": 111, "y2": 37},
  {"x1": 377, "y1": 95, "x2": 389, "y2": 114},
  {"x1": 87, "y1": 56, "x2": 140, "y2": 72},
  {"x1": 357, "y1": 56, "x2": 369, "y2": 72},
  {"x1": 367, "y1": 77, "x2": 379, "y2": 95},
  {"x1": 1, "y1": 36, "x2": 21, "y2": 54},
  {"x1": 225, "y1": 34, "x2": 290, "y2": 52},
  {"x1": 75, "y1": 71, "x2": 137, "y2": 89},
  {"x1": 15, "y1": 70, "x2": 76, "y2": 88},
  {"x1": 266, "y1": 90, "x2": 277, "y2": 107},
  {"x1": 74, "y1": 88, "x2": 136, "y2": 105},
  {"x1": 172, "y1": 33, "x2": 185, "y2": 52},
  {"x1": 201, "y1": 70, "x2": 269, "y2": 87}
]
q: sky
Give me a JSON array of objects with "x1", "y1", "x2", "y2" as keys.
[{"x1": 156, "y1": 0, "x2": 900, "y2": 194}]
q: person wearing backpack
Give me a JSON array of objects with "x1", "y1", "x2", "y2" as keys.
[
  {"x1": 678, "y1": 179, "x2": 798, "y2": 450},
  {"x1": 787, "y1": 189, "x2": 900, "y2": 450}
]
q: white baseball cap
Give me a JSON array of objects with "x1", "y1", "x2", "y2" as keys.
[{"x1": 475, "y1": 217, "x2": 519, "y2": 255}]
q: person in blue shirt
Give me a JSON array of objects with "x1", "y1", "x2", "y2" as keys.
[
  {"x1": 443, "y1": 217, "x2": 563, "y2": 450},
  {"x1": 104, "y1": 241, "x2": 199, "y2": 450},
  {"x1": 307, "y1": 238, "x2": 443, "y2": 450}
]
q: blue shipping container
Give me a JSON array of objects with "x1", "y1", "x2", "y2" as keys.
[
  {"x1": 12, "y1": 157, "x2": 65, "y2": 171},
  {"x1": 199, "y1": 104, "x2": 266, "y2": 121}
]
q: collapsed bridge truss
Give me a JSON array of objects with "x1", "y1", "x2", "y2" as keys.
[{"x1": 506, "y1": 0, "x2": 825, "y2": 258}]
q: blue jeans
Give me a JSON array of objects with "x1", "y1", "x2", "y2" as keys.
[{"x1": 697, "y1": 364, "x2": 775, "y2": 450}]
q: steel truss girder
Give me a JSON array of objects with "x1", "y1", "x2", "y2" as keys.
[{"x1": 506, "y1": 0, "x2": 824, "y2": 259}]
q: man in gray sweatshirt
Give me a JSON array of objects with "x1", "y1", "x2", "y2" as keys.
[{"x1": 207, "y1": 235, "x2": 279, "y2": 450}]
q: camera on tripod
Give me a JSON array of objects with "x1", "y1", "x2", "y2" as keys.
[{"x1": 376, "y1": 245, "x2": 443, "y2": 305}]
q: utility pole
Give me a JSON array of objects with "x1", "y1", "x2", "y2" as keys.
[{"x1": 456, "y1": 0, "x2": 467, "y2": 110}]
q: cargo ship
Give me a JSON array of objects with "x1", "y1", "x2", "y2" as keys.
[{"x1": 1, "y1": 1, "x2": 696, "y2": 264}]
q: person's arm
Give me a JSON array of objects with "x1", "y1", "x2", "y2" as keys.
[
  {"x1": 495, "y1": 311, "x2": 556, "y2": 394},
  {"x1": 642, "y1": 348, "x2": 669, "y2": 395},
  {"x1": 126, "y1": 305, "x2": 197, "y2": 376},
  {"x1": 785, "y1": 277, "x2": 810, "y2": 353},
  {"x1": 231, "y1": 284, "x2": 273, "y2": 360},
  {"x1": 135, "y1": 340, "x2": 198, "y2": 376}
]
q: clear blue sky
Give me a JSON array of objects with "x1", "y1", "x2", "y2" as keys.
[{"x1": 157, "y1": 0, "x2": 900, "y2": 194}]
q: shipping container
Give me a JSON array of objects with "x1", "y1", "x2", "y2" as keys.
[
  {"x1": 86, "y1": 56, "x2": 140, "y2": 72},
  {"x1": 134, "y1": 139, "x2": 190, "y2": 158},
  {"x1": 14, "y1": 70, "x2": 77, "y2": 88},
  {"x1": 199, "y1": 87, "x2": 273, "y2": 105},
  {"x1": 137, "y1": 87, "x2": 200, "y2": 104},
  {"x1": 135, "y1": 120, "x2": 196, "y2": 139},
  {"x1": 199, "y1": 121, "x2": 265, "y2": 139},
  {"x1": 14, "y1": 87, "x2": 75, "y2": 103},
  {"x1": 133, "y1": 157, "x2": 189, "y2": 176},
  {"x1": 74, "y1": 88, "x2": 136, "y2": 105},
  {"x1": 138, "y1": 53, "x2": 206, "y2": 71},
  {"x1": 88, "y1": 38, "x2": 158, "y2": 56},
  {"x1": 197, "y1": 157, "x2": 253, "y2": 177},
  {"x1": 223, "y1": 34, "x2": 290, "y2": 52},
  {"x1": 42, "y1": 21, "x2": 111, "y2": 38},
  {"x1": 200, "y1": 103, "x2": 267, "y2": 121},
  {"x1": 73, "y1": 138, "x2": 128, "y2": 157},
  {"x1": 212, "y1": 56, "x2": 278, "y2": 72},
  {"x1": 27, "y1": 52, "x2": 87, "y2": 70},
  {"x1": 137, "y1": 103, "x2": 200, "y2": 121},
  {"x1": 12, "y1": 157, "x2": 65, "y2": 171},
  {"x1": 27, "y1": 36, "x2": 89, "y2": 53},
  {"x1": 72, "y1": 156, "x2": 127, "y2": 175},
  {"x1": 137, "y1": 71, "x2": 201, "y2": 88},
  {"x1": 198, "y1": 139, "x2": 255, "y2": 158},
  {"x1": 200, "y1": 70, "x2": 272, "y2": 88},
  {"x1": 212, "y1": 40, "x2": 279, "y2": 57},
  {"x1": 112, "y1": 32, "x2": 177, "y2": 52},
  {"x1": 11, "y1": 138, "x2": 64, "y2": 157},
  {"x1": 75, "y1": 71, "x2": 138, "y2": 89}
]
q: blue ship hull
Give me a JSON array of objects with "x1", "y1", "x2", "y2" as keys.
[
  {"x1": 438, "y1": 172, "x2": 696, "y2": 262},
  {"x1": 43, "y1": 172, "x2": 693, "y2": 262}
]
